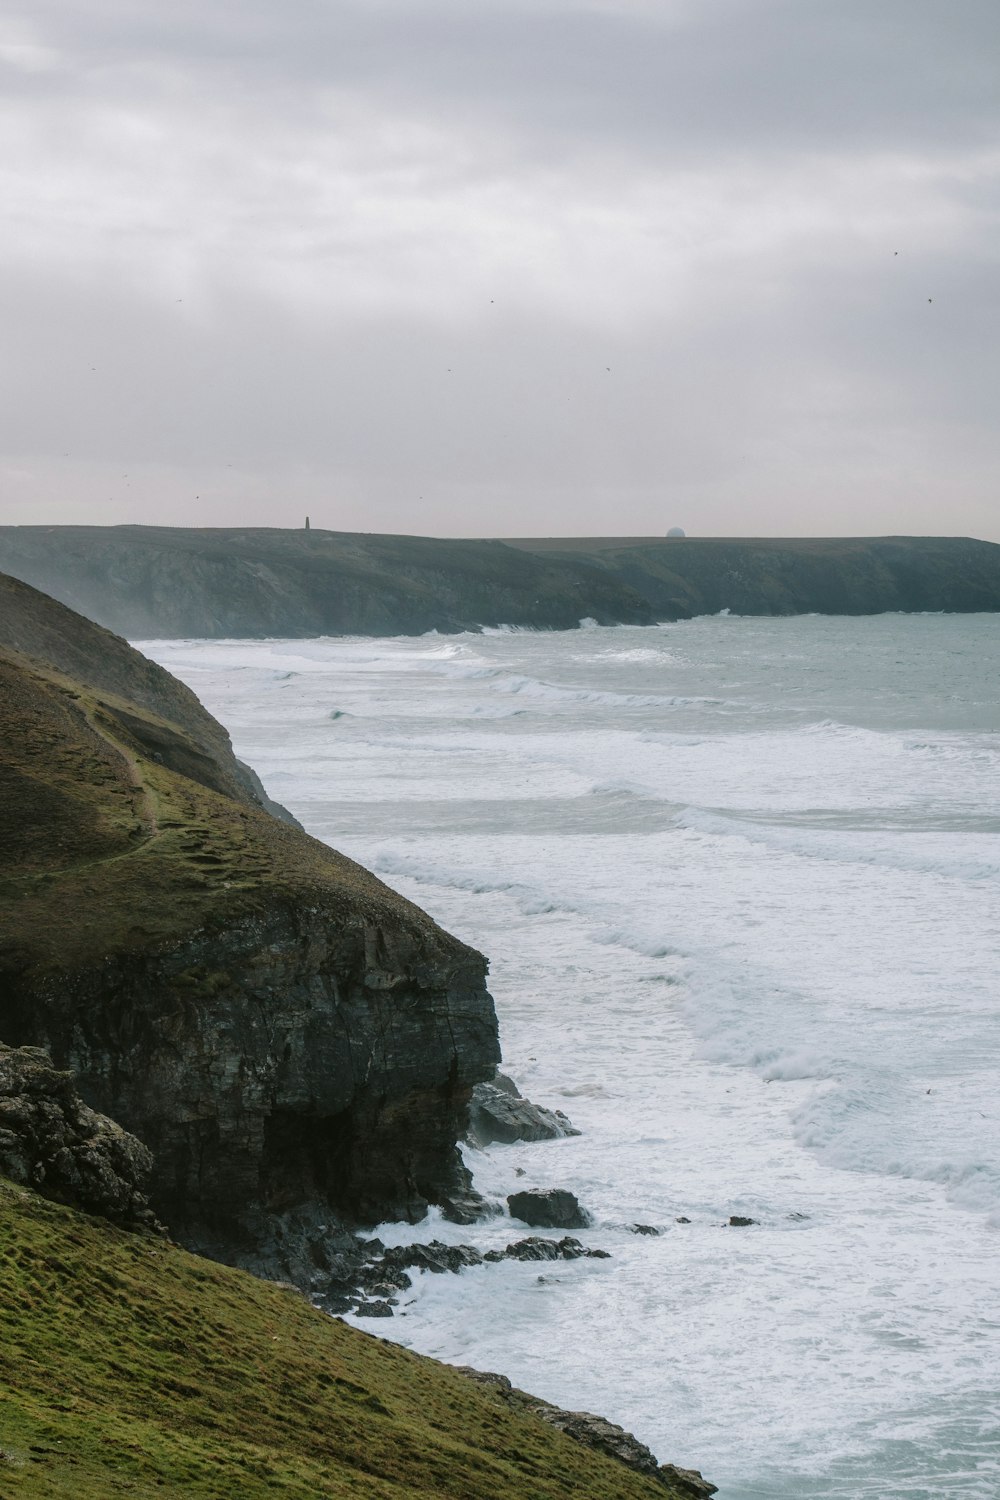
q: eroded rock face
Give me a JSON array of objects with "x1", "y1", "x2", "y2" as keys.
[
  {"x1": 0, "y1": 1044, "x2": 161, "y2": 1233},
  {"x1": 467, "y1": 1074, "x2": 580, "y2": 1147},
  {"x1": 6, "y1": 901, "x2": 499, "y2": 1254}
]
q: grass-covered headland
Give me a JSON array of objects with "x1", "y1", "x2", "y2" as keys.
[
  {"x1": 0, "y1": 1179, "x2": 686, "y2": 1499},
  {"x1": 0, "y1": 571, "x2": 713, "y2": 1497}
]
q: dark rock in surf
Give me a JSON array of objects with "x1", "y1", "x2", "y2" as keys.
[
  {"x1": 554, "y1": 1235, "x2": 586, "y2": 1259},
  {"x1": 438, "y1": 1179, "x2": 502, "y2": 1224},
  {"x1": 727, "y1": 1216, "x2": 758, "y2": 1228},
  {"x1": 380, "y1": 1240, "x2": 484, "y2": 1275},
  {"x1": 354, "y1": 1299, "x2": 395, "y2": 1318},
  {"x1": 507, "y1": 1187, "x2": 591, "y2": 1229},
  {"x1": 503, "y1": 1234, "x2": 606, "y2": 1262},
  {"x1": 503, "y1": 1236, "x2": 561, "y2": 1262},
  {"x1": 467, "y1": 1073, "x2": 580, "y2": 1147}
]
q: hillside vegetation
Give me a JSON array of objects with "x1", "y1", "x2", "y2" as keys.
[{"x1": 0, "y1": 1179, "x2": 686, "y2": 1499}]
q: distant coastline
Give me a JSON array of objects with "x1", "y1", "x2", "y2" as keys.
[{"x1": 1, "y1": 525, "x2": 998, "y2": 639}]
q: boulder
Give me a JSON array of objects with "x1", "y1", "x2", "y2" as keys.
[
  {"x1": 467, "y1": 1074, "x2": 580, "y2": 1147},
  {"x1": 0, "y1": 1044, "x2": 161, "y2": 1233},
  {"x1": 380, "y1": 1240, "x2": 484, "y2": 1275},
  {"x1": 354, "y1": 1299, "x2": 394, "y2": 1318},
  {"x1": 507, "y1": 1187, "x2": 591, "y2": 1229},
  {"x1": 503, "y1": 1236, "x2": 561, "y2": 1262}
]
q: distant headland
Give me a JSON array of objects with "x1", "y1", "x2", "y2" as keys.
[{"x1": 0, "y1": 525, "x2": 998, "y2": 638}]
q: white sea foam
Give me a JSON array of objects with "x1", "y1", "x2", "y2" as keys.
[{"x1": 144, "y1": 613, "x2": 1000, "y2": 1500}]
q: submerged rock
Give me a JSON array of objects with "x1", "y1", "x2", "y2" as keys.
[{"x1": 507, "y1": 1187, "x2": 591, "y2": 1229}]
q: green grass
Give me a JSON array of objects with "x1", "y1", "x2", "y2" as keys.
[
  {"x1": 0, "y1": 645, "x2": 467, "y2": 983},
  {"x1": 0, "y1": 1180, "x2": 684, "y2": 1499}
]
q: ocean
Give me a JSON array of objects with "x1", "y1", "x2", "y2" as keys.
[{"x1": 143, "y1": 613, "x2": 1000, "y2": 1499}]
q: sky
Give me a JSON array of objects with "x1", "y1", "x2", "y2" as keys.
[{"x1": 1, "y1": 0, "x2": 998, "y2": 540}]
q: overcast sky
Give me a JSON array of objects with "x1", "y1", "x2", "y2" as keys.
[{"x1": 2, "y1": 0, "x2": 997, "y2": 539}]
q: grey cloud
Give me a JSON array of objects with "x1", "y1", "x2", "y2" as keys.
[
  {"x1": 2, "y1": 0, "x2": 998, "y2": 539},
  {"x1": 22, "y1": 0, "x2": 1000, "y2": 159}
]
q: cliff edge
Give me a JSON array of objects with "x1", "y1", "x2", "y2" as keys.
[
  {"x1": 0, "y1": 525, "x2": 654, "y2": 637},
  {"x1": 0, "y1": 573, "x2": 500, "y2": 1275},
  {"x1": 0, "y1": 525, "x2": 998, "y2": 638}
]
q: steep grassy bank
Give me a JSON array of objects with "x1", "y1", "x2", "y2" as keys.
[{"x1": 0, "y1": 1179, "x2": 694, "y2": 1499}]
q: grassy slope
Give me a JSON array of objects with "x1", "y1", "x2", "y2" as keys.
[
  {"x1": 0, "y1": 642, "x2": 465, "y2": 982},
  {"x1": 0, "y1": 1179, "x2": 679, "y2": 1500}
]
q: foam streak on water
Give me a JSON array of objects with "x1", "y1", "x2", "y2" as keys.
[{"x1": 143, "y1": 614, "x2": 1000, "y2": 1499}]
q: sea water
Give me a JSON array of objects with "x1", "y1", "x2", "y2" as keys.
[{"x1": 143, "y1": 615, "x2": 1000, "y2": 1499}]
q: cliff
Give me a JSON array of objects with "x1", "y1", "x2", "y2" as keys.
[
  {"x1": 0, "y1": 525, "x2": 998, "y2": 637},
  {"x1": 507, "y1": 533, "x2": 1000, "y2": 618},
  {"x1": 0, "y1": 525, "x2": 654, "y2": 637},
  {"x1": 0, "y1": 574, "x2": 499, "y2": 1274},
  {"x1": 0, "y1": 1178, "x2": 705, "y2": 1499}
]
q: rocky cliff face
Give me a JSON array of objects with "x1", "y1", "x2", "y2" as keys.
[
  {"x1": 0, "y1": 574, "x2": 499, "y2": 1273},
  {"x1": 0, "y1": 525, "x2": 654, "y2": 637},
  {"x1": 509, "y1": 534, "x2": 1000, "y2": 618},
  {"x1": 0, "y1": 1043, "x2": 161, "y2": 1233},
  {"x1": 3, "y1": 897, "x2": 497, "y2": 1247},
  {"x1": 1, "y1": 525, "x2": 998, "y2": 637}
]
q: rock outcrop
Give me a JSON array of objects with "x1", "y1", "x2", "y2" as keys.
[
  {"x1": 467, "y1": 1071, "x2": 580, "y2": 1146},
  {"x1": 0, "y1": 1044, "x2": 161, "y2": 1232},
  {"x1": 455, "y1": 1368, "x2": 717, "y2": 1496},
  {"x1": 0, "y1": 573, "x2": 500, "y2": 1277},
  {"x1": 1, "y1": 525, "x2": 999, "y2": 637},
  {"x1": 508, "y1": 1187, "x2": 592, "y2": 1229}
]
